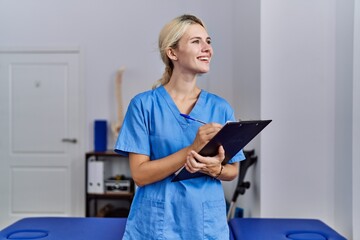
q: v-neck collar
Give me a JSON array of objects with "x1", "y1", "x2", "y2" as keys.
[{"x1": 157, "y1": 85, "x2": 206, "y2": 127}]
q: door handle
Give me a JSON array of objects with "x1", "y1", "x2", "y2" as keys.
[{"x1": 62, "y1": 138, "x2": 77, "y2": 143}]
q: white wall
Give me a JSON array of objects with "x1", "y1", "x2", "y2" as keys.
[
  {"x1": 261, "y1": 0, "x2": 335, "y2": 220},
  {"x1": 260, "y1": 0, "x2": 354, "y2": 238},
  {"x1": 231, "y1": 0, "x2": 261, "y2": 217},
  {"x1": 334, "y1": 0, "x2": 354, "y2": 236},
  {"x1": 353, "y1": 0, "x2": 360, "y2": 239}
]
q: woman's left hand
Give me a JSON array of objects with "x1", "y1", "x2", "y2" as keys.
[{"x1": 185, "y1": 145, "x2": 225, "y2": 178}]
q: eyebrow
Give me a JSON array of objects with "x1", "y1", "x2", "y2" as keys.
[{"x1": 189, "y1": 36, "x2": 212, "y2": 41}]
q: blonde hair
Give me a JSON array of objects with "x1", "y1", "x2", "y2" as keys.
[{"x1": 152, "y1": 14, "x2": 206, "y2": 89}]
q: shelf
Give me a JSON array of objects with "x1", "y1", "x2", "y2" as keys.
[
  {"x1": 87, "y1": 192, "x2": 134, "y2": 198},
  {"x1": 86, "y1": 150, "x2": 125, "y2": 157},
  {"x1": 85, "y1": 151, "x2": 133, "y2": 217}
]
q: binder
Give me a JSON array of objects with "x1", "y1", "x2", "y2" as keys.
[
  {"x1": 172, "y1": 120, "x2": 272, "y2": 182},
  {"x1": 88, "y1": 159, "x2": 96, "y2": 193},
  {"x1": 87, "y1": 159, "x2": 111, "y2": 194}
]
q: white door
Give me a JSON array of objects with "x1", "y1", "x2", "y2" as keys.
[{"x1": 0, "y1": 48, "x2": 84, "y2": 229}]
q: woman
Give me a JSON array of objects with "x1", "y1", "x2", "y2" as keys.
[{"x1": 115, "y1": 14, "x2": 245, "y2": 240}]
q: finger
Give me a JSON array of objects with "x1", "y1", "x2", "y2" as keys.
[
  {"x1": 186, "y1": 161, "x2": 204, "y2": 173},
  {"x1": 185, "y1": 162, "x2": 197, "y2": 173},
  {"x1": 185, "y1": 163, "x2": 201, "y2": 173},
  {"x1": 201, "y1": 124, "x2": 222, "y2": 136},
  {"x1": 190, "y1": 150, "x2": 213, "y2": 165},
  {"x1": 186, "y1": 155, "x2": 205, "y2": 171},
  {"x1": 217, "y1": 145, "x2": 225, "y2": 161},
  {"x1": 205, "y1": 122, "x2": 223, "y2": 129}
]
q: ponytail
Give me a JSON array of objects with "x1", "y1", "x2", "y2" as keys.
[{"x1": 152, "y1": 65, "x2": 173, "y2": 89}]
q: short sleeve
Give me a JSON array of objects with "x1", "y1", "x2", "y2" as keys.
[{"x1": 114, "y1": 97, "x2": 150, "y2": 156}]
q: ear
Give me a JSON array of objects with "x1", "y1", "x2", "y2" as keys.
[{"x1": 166, "y1": 48, "x2": 178, "y2": 61}]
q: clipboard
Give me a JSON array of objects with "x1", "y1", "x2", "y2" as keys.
[{"x1": 171, "y1": 119, "x2": 272, "y2": 182}]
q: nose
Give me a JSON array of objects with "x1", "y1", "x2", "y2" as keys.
[{"x1": 202, "y1": 41, "x2": 212, "y2": 53}]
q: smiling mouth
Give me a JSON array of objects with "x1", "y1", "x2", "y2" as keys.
[{"x1": 198, "y1": 56, "x2": 210, "y2": 62}]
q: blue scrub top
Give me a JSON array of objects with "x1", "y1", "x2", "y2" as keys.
[{"x1": 114, "y1": 85, "x2": 245, "y2": 240}]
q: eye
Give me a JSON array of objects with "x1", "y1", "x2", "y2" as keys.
[
  {"x1": 192, "y1": 40, "x2": 200, "y2": 44},
  {"x1": 207, "y1": 39, "x2": 212, "y2": 44}
]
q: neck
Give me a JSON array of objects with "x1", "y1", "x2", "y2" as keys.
[
  {"x1": 165, "y1": 83, "x2": 199, "y2": 102},
  {"x1": 164, "y1": 73, "x2": 199, "y2": 99},
  {"x1": 164, "y1": 76, "x2": 201, "y2": 114}
]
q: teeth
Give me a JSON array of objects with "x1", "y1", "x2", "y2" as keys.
[{"x1": 198, "y1": 57, "x2": 209, "y2": 61}]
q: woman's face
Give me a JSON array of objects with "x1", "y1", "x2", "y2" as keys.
[{"x1": 173, "y1": 24, "x2": 213, "y2": 75}]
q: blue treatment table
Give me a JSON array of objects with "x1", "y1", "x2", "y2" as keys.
[
  {"x1": 1, "y1": 217, "x2": 346, "y2": 240},
  {"x1": 228, "y1": 218, "x2": 346, "y2": 240},
  {"x1": 0, "y1": 217, "x2": 126, "y2": 240}
]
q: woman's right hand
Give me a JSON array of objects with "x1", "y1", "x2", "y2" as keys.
[{"x1": 190, "y1": 123, "x2": 223, "y2": 152}]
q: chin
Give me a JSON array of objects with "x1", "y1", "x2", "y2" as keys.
[{"x1": 198, "y1": 68, "x2": 210, "y2": 74}]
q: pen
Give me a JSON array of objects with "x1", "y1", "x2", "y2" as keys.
[{"x1": 180, "y1": 113, "x2": 207, "y2": 125}]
